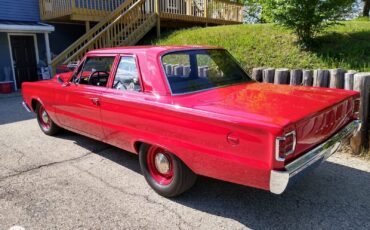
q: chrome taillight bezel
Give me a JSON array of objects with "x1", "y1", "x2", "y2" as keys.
[{"x1": 275, "y1": 131, "x2": 297, "y2": 162}]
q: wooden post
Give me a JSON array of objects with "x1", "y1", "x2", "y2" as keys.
[
  {"x1": 351, "y1": 73, "x2": 370, "y2": 154},
  {"x1": 302, "y1": 70, "x2": 313, "y2": 86},
  {"x1": 155, "y1": 0, "x2": 160, "y2": 38},
  {"x1": 252, "y1": 67, "x2": 264, "y2": 82},
  {"x1": 344, "y1": 70, "x2": 357, "y2": 90},
  {"x1": 313, "y1": 69, "x2": 330, "y2": 87},
  {"x1": 198, "y1": 67, "x2": 206, "y2": 77},
  {"x1": 184, "y1": 65, "x2": 191, "y2": 76},
  {"x1": 174, "y1": 66, "x2": 184, "y2": 76},
  {"x1": 262, "y1": 68, "x2": 275, "y2": 83},
  {"x1": 329, "y1": 68, "x2": 345, "y2": 89},
  {"x1": 186, "y1": 0, "x2": 191, "y2": 16},
  {"x1": 85, "y1": 21, "x2": 90, "y2": 32},
  {"x1": 71, "y1": 0, "x2": 76, "y2": 13},
  {"x1": 165, "y1": 64, "x2": 172, "y2": 75},
  {"x1": 274, "y1": 68, "x2": 290, "y2": 84},
  {"x1": 290, "y1": 69, "x2": 303, "y2": 85},
  {"x1": 204, "y1": 0, "x2": 208, "y2": 18}
]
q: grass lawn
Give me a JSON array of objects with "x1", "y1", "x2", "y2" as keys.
[{"x1": 146, "y1": 21, "x2": 370, "y2": 74}]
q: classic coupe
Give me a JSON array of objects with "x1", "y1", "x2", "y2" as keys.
[{"x1": 22, "y1": 46, "x2": 361, "y2": 197}]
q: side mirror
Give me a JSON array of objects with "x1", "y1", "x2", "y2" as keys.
[
  {"x1": 56, "y1": 75, "x2": 63, "y2": 83},
  {"x1": 57, "y1": 75, "x2": 71, "y2": 87},
  {"x1": 62, "y1": 82, "x2": 71, "y2": 87}
]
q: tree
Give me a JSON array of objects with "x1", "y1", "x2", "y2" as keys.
[
  {"x1": 244, "y1": 0, "x2": 264, "y2": 23},
  {"x1": 253, "y1": 0, "x2": 355, "y2": 46},
  {"x1": 363, "y1": 0, "x2": 370, "y2": 17}
]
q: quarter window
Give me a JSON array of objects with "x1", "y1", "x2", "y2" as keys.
[{"x1": 113, "y1": 56, "x2": 141, "y2": 92}]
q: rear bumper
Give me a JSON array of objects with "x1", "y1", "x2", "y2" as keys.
[{"x1": 270, "y1": 120, "x2": 361, "y2": 195}]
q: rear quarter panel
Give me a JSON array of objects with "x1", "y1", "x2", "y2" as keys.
[{"x1": 100, "y1": 90, "x2": 279, "y2": 190}]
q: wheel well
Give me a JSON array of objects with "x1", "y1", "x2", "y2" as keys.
[
  {"x1": 134, "y1": 141, "x2": 144, "y2": 154},
  {"x1": 133, "y1": 141, "x2": 195, "y2": 173},
  {"x1": 31, "y1": 99, "x2": 40, "y2": 112}
]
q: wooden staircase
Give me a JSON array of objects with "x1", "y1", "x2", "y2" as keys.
[{"x1": 51, "y1": 0, "x2": 157, "y2": 71}]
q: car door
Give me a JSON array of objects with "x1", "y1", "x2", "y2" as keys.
[
  {"x1": 99, "y1": 55, "x2": 150, "y2": 150},
  {"x1": 54, "y1": 55, "x2": 117, "y2": 140}
]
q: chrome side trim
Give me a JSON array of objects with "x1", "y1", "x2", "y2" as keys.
[
  {"x1": 22, "y1": 101, "x2": 32, "y2": 113},
  {"x1": 270, "y1": 120, "x2": 361, "y2": 195}
]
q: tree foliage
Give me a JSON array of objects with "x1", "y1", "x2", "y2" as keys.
[{"x1": 244, "y1": 0, "x2": 355, "y2": 46}]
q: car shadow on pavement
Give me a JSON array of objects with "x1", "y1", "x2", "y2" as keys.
[
  {"x1": 0, "y1": 96, "x2": 35, "y2": 125},
  {"x1": 55, "y1": 131, "x2": 370, "y2": 230},
  {"x1": 172, "y1": 162, "x2": 370, "y2": 229},
  {"x1": 56, "y1": 130, "x2": 142, "y2": 174}
]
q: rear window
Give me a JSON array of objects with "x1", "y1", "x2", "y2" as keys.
[{"x1": 162, "y1": 49, "x2": 252, "y2": 94}]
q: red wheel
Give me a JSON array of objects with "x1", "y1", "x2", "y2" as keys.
[
  {"x1": 36, "y1": 103, "x2": 60, "y2": 136},
  {"x1": 146, "y1": 146, "x2": 174, "y2": 186},
  {"x1": 139, "y1": 144, "x2": 197, "y2": 197},
  {"x1": 38, "y1": 105, "x2": 52, "y2": 131}
]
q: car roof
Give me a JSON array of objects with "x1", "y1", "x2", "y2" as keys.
[{"x1": 87, "y1": 45, "x2": 221, "y2": 56}]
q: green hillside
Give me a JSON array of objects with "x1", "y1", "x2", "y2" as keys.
[{"x1": 149, "y1": 21, "x2": 370, "y2": 74}]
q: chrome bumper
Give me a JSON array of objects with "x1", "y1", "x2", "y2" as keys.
[
  {"x1": 270, "y1": 120, "x2": 362, "y2": 195},
  {"x1": 22, "y1": 101, "x2": 32, "y2": 113}
]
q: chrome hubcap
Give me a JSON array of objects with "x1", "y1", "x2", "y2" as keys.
[
  {"x1": 42, "y1": 111, "x2": 49, "y2": 124},
  {"x1": 154, "y1": 153, "x2": 170, "y2": 174}
]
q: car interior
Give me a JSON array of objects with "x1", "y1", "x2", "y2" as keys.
[
  {"x1": 74, "y1": 57, "x2": 114, "y2": 87},
  {"x1": 112, "y1": 56, "x2": 141, "y2": 92}
]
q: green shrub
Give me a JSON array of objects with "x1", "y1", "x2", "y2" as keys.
[{"x1": 256, "y1": 0, "x2": 355, "y2": 46}]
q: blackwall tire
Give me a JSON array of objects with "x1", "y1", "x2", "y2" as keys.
[
  {"x1": 139, "y1": 144, "x2": 197, "y2": 197},
  {"x1": 36, "y1": 103, "x2": 60, "y2": 136}
]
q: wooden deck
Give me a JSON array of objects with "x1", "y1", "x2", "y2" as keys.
[{"x1": 40, "y1": 0, "x2": 243, "y2": 24}]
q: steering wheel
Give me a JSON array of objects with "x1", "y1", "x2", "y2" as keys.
[{"x1": 88, "y1": 71, "x2": 110, "y2": 85}]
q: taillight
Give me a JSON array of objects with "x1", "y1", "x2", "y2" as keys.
[
  {"x1": 275, "y1": 131, "x2": 296, "y2": 162},
  {"x1": 353, "y1": 98, "x2": 360, "y2": 119}
]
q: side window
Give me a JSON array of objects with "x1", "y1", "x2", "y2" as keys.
[
  {"x1": 113, "y1": 56, "x2": 141, "y2": 92},
  {"x1": 76, "y1": 56, "x2": 115, "y2": 87}
]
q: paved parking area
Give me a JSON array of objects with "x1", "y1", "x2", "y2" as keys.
[{"x1": 1, "y1": 95, "x2": 370, "y2": 229}]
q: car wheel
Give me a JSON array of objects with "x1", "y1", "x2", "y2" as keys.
[
  {"x1": 139, "y1": 144, "x2": 197, "y2": 197},
  {"x1": 36, "y1": 103, "x2": 60, "y2": 136}
]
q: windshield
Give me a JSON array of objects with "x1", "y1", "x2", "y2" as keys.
[{"x1": 161, "y1": 49, "x2": 252, "y2": 94}]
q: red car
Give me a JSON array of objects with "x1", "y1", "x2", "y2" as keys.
[{"x1": 22, "y1": 46, "x2": 361, "y2": 197}]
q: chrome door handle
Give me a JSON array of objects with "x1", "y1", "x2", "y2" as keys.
[{"x1": 91, "y1": 98, "x2": 100, "y2": 106}]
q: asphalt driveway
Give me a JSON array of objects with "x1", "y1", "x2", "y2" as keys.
[{"x1": 0, "y1": 95, "x2": 370, "y2": 229}]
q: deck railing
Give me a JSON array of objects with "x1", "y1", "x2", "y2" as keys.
[
  {"x1": 40, "y1": 0, "x2": 126, "y2": 20},
  {"x1": 40, "y1": 0, "x2": 243, "y2": 22},
  {"x1": 159, "y1": 0, "x2": 243, "y2": 22},
  {"x1": 40, "y1": 0, "x2": 73, "y2": 20}
]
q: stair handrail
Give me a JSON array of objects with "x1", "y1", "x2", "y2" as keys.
[
  {"x1": 51, "y1": 0, "x2": 140, "y2": 68},
  {"x1": 63, "y1": 0, "x2": 149, "y2": 63}
]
